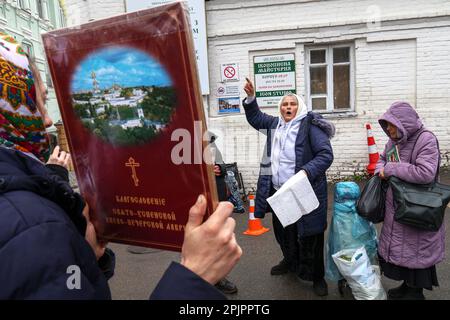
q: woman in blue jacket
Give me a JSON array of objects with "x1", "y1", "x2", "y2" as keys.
[{"x1": 243, "y1": 78, "x2": 334, "y2": 296}]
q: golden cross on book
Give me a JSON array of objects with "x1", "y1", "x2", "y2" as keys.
[{"x1": 125, "y1": 157, "x2": 140, "y2": 187}]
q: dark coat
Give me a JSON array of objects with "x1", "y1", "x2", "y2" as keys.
[
  {"x1": 0, "y1": 147, "x2": 110, "y2": 299},
  {"x1": 208, "y1": 133, "x2": 228, "y2": 201},
  {"x1": 0, "y1": 147, "x2": 225, "y2": 300},
  {"x1": 243, "y1": 98, "x2": 334, "y2": 237},
  {"x1": 150, "y1": 262, "x2": 225, "y2": 300}
]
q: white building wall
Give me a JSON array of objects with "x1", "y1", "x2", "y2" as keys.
[
  {"x1": 64, "y1": 0, "x2": 125, "y2": 26},
  {"x1": 58, "y1": 0, "x2": 450, "y2": 192},
  {"x1": 206, "y1": 0, "x2": 450, "y2": 191}
]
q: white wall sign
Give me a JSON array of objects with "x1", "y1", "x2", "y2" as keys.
[
  {"x1": 216, "y1": 84, "x2": 240, "y2": 97},
  {"x1": 220, "y1": 63, "x2": 239, "y2": 82},
  {"x1": 253, "y1": 53, "x2": 296, "y2": 107},
  {"x1": 125, "y1": 0, "x2": 210, "y2": 95}
]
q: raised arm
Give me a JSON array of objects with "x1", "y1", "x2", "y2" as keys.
[{"x1": 242, "y1": 77, "x2": 277, "y2": 131}]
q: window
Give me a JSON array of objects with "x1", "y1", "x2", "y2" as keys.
[
  {"x1": 306, "y1": 44, "x2": 354, "y2": 112},
  {"x1": 18, "y1": 0, "x2": 30, "y2": 11},
  {"x1": 37, "y1": 0, "x2": 45, "y2": 19},
  {"x1": 0, "y1": 3, "x2": 6, "y2": 19},
  {"x1": 21, "y1": 41, "x2": 33, "y2": 58},
  {"x1": 45, "y1": 64, "x2": 53, "y2": 88},
  {"x1": 58, "y1": 6, "x2": 66, "y2": 27}
]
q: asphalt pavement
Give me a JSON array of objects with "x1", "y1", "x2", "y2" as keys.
[{"x1": 108, "y1": 169, "x2": 450, "y2": 300}]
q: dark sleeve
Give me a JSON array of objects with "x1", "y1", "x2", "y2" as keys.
[
  {"x1": 217, "y1": 163, "x2": 227, "y2": 177},
  {"x1": 98, "y1": 248, "x2": 116, "y2": 281},
  {"x1": 300, "y1": 124, "x2": 334, "y2": 181},
  {"x1": 0, "y1": 220, "x2": 110, "y2": 300},
  {"x1": 150, "y1": 262, "x2": 226, "y2": 300},
  {"x1": 242, "y1": 98, "x2": 277, "y2": 131},
  {"x1": 45, "y1": 164, "x2": 69, "y2": 182}
]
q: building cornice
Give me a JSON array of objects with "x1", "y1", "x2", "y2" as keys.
[
  {"x1": 206, "y1": 0, "x2": 319, "y2": 11},
  {"x1": 17, "y1": 9, "x2": 32, "y2": 20},
  {"x1": 21, "y1": 26, "x2": 33, "y2": 36},
  {"x1": 208, "y1": 11, "x2": 450, "y2": 39}
]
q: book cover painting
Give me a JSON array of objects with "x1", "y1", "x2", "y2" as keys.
[{"x1": 43, "y1": 2, "x2": 218, "y2": 251}]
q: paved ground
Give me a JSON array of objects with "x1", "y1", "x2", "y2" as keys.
[{"x1": 108, "y1": 169, "x2": 450, "y2": 300}]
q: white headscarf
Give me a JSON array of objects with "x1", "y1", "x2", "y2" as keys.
[
  {"x1": 271, "y1": 94, "x2": 308, "y2": 178},
  {"x1": 277, "y1": 93, "x2": 308, "y2": 123}
]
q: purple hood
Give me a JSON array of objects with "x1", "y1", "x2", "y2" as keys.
[{"x1": 378, "y1": 101, "x2": 423, "y2": 144}]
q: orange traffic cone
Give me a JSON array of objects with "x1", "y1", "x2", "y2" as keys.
[
  {"x1": 243, "y1": 194, "x2": 270, "y2": 236},
  {"x1": 366, "y1": 123, "x2": 379, "y2": 175}
]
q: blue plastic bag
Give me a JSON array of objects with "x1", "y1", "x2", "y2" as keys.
[{"x1": 325, "y1": 182, "x2": 378, "y2": 282}]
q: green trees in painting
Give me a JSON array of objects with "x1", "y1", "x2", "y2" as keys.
[
  {"x1": 140, "y1": 87, "x2": 176, "y2": 124},
  {"x1": 74, "y1": 86, "x2": 176, "y2": 145}
]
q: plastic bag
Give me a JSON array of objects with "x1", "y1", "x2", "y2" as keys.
[
  {"x1": 326, "y1": 182, "x2": 378, "y2": 282},
  {"x1": 357, "y1": 175, "x2": 388, "y2": 223},
  {"x1": 332, "y1": 247, "x2": 386, "y2": 300}
]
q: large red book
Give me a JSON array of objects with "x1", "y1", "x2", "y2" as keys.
[{"x1": 43, "y1": 2, "x2": 218, "y2": 251}]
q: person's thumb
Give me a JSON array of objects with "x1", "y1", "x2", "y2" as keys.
[{"x1": 185, "y1": 195, "x2": 207, "y2": 233}]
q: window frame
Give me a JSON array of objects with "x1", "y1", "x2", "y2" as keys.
[
  {"x1": 0, "y1": 3, "x2": 6, "y2": 20},
  {"x1": 305, "y1": 43, "x2": 355, "y2": 113},
  {"x1": 58, "y1": 5, "x2": 66, "y2": 27},
  {"x1": 37, "y1": 0, "x2": 45, "y2": 19},
  {"x1": 21, "y1": 40, "x2": 34, "y2": 58},
  {"x1": 18, "y1": 0, "x2": 31, "y2": 11}
]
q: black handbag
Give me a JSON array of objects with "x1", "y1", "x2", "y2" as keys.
[
  {"x1": 357, "y1": 175, "x2": 388, "y2": 223},
  {"x1": 390, "y1": 131, "x2": 450, "y2": 231},
  {"x1": 390, "y1": 176, "x2": 450, "y2": 231}
]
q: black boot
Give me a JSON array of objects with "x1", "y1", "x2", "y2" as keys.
[
  {"x1": 270, "y1": 259, "x2": 290, "y2": 275},
  {"x1": 387, "y1": 281, "x2": 409, "y2": 299},
  {"x1": 400, "y1": 287, "x2": 425, "y2": 300},
  {"x1": 313, "y1": 278, "x2": 329, "y2": 297},
  {"x1": 388, "y1": 282, "x2": 425, "y2": 300}
]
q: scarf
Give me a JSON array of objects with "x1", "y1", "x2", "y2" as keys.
[
  {"x1": 0, "y1": 32, "x2": 50, "y2": 162},
  {"x1": 271, "y1": 94, "x2": 308, "y2": 179}
]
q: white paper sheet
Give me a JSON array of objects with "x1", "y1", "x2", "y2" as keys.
[{"x1": 266, "y1": 171, "x2": 319, "y2": 227}]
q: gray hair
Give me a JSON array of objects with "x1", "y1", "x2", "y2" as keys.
[{"x1": 280, "y1": 92, "x2": 298, "y2": 105}]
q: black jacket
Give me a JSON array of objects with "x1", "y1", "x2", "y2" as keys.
[
  {"x1": 208, "y1": 133, "x2": 227, "y2": 201},
  {"x1": 0, "y1": 147, "x2": 224, "y2": 300}
]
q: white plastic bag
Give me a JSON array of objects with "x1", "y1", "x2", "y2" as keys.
[{"x1": 332, "y1": 247, "x2": 386, "y2": 300}]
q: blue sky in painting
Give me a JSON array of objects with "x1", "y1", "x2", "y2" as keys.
[{"x1": 71, "y1": 47, "x2": 172, "y2": 92}]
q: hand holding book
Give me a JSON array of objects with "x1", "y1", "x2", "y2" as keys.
[
  {"x1": 43, "y1": 3, "x2": 219, "y2": 251},
  {"x1": 83, "y1": 202, "x2": 107, "y2": 260},
  {"x1": 180, "y1": 195, "x2": 242, "y2": 285},
  {"x1": 46, "y1": 145, "x2": 71, "y2": 170}
]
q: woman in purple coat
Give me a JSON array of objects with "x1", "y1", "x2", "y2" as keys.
[{"x1": 375, "y1": 101, "x2": 444, "y2": 300}]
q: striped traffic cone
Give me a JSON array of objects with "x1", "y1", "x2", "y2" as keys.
[
  {"x1": 366, "y1": 123, "x2": 379, "y2": 175},
  {"x1": 243, "y1": 194, "x2": 270, "y2": 236}
]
